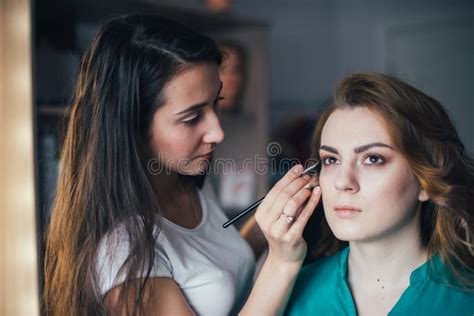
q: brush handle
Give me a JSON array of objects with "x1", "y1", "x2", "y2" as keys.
[
  {"x1": 222, "y1": 162, "x2": 319, "y2": 228},
  {"x1": 222, "y1": 196, "x2": 265, "y2": 228}
]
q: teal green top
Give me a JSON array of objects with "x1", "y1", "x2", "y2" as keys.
[{"x1": 285, "y1": 247, "x2": 473, "y2": 315}]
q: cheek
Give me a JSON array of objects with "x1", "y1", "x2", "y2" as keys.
[
  {"x1": 319, "y1": 167, "x2": 337, "y2": 190},
  {"x1": 318, "y1": 168, "x2": 331, "y2": 188},
  {"x1": 149, "y1": 124, "x2": 197, "y2": 159},
  {"x1": 319, "y1": 172, "x2": 335, "y2": 210},
  {"x1": 362, "y1": 166, "x2": 420, "y2": 211},
  {"x1": 319, "y1": 165, "x2": 420, "y2": 212}
]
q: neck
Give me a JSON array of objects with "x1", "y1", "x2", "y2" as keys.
[
  {"x1": 347, "y1": 210, "x2": 428, "y2": 286},
  {"x1": 149, "y1": 169, "x2": 184, "y2": 197},
  {"x1": 147, "y1": 169, "x2": 200, "y2": 222}
]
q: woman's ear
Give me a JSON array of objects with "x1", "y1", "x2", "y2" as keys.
[{"x1": 418, "y1": 188, "x2": 430, "y2": 202}]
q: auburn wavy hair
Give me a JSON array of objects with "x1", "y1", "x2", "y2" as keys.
[{"x1": 309, "y1": 73, "x2": 474, "y2": 289}]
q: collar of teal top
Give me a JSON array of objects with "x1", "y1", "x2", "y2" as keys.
[
  {"x1": 338, "y1": 246, "x2": 349, "y2": 280},
  {"x1": 338, "y1": 246, "x2": 438, "y2": 285}
]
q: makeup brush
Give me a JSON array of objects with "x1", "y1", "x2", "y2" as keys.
[{"x1": 223, "y1": 162, "x2": 319, "y2": 228}]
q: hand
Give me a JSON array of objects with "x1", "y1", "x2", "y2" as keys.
[{"x1": 255, "y1": 164, "x2": 321, "y2": 264}]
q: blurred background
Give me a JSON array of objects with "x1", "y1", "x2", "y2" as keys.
[{"x1": 1, "y1": 0, "x2": 473, "y2": 314}]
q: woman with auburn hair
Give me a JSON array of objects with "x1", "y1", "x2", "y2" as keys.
[
  {"x1": 284, "y1": 73, "x2": 474, "y2": 315},
  {"x1": 43, "y1": 14, "x2": 320, "y2": 315}
]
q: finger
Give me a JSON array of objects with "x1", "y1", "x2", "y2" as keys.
[
  {"x1": 288, "y1": 186, "x2": 321, "y2": 237},
  {"x1": 281, "y1": 187, "x2": 312, "y2": 218},
  {"x1": 265, "y1": 175, "x2": 312, "y2": 224},
  {"x1": 258, "y1": 165, "x2": 304, "y2": 215},
  {"x1": 303, "y1": 176, "x2": 320, "y2": 190},
  {"x1": 267, "y1": 186, "x2": 312, "y2": 237},
  {"x1": 256, "y1": 166, "x2": 307, "y2": 228},
  {"x1": 267, "y1": 214, "x2": 294, "y2": 240}
]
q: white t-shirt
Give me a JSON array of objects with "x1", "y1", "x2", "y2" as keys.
[{"x1": 95, "y1": 181, "x2": 256, "y2": 315}]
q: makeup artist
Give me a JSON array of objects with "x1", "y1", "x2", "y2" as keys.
[{"x1": 43, "y1": 14, "x2": 321, "y2": 315}]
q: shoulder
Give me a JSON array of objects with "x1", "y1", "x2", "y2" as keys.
[
  {"x1": 392, "y1": 254, "x2": 474, "y2": 314},
  {"x1": 96, "y1": 217, "x2": 161, "y2": 256},
  {"x1": 424, "y1": 255, "x2": 474, "y2": 300},
  {"x1": 404, "y1": 273, "x2": 474, "y2": 314},
  {"x1": 103, "y1": 276, "x2": 194, "y2": 315},
  {"x1": 95, "y1": 218, "x2": 173, "y2": 298}
]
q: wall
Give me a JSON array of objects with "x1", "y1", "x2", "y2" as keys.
[
  {"x1": 0, "y1": 0, "x2": 39, "y2": 315},
  {"x1": 232, "y1": 0, "x2": 474, "y2": 151}
]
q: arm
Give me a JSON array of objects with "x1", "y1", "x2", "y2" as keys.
[
  {"x1": 240, "y1": 165, "x2": 321, "y2": 315},
  {"x1": 103, "y1": 277, "x2": 195, "y2": 315}
]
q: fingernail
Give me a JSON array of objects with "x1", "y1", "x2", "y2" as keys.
[
  {"x1": 302, "y1": 174, "x2": 311, "y2": 180},
  {"x1": 293, "y1": 164, "x2": 303, "y2": 174}
]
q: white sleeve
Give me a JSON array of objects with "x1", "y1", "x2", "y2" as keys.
[{"x1": 95, "y1": 224, "x2": 173, "y2": 298}]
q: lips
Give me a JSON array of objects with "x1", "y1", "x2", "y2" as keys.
[
  {"x1": 334, "y1": 205, "x2": 361, "y2": 218},
  {"x1": 197, "y1": 151, "x2": 214, "y2": 159},
  {"x1": 335, "y1": 206, "x2": 361, "y2": 212}
]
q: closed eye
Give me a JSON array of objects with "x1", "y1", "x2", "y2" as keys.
[
  {"x1": 182, "y1": 111, "x2": 203, "y2": 125},
  {"x1": 183, "y1": 96, "x2": 223, "y2": 126}
]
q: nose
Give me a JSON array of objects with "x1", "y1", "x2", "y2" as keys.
[
  {"x1": 203, "y1": 111, "x2": 225, "y2": 144},
  {"x1": 334, "y1": 162, "x2": 359, "y2": 193}
]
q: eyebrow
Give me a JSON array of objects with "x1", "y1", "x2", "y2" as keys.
[
  {"x1": 319, "y1": 142, "x2": 394, "y2": 154},
  {"x1": 174, "y1": 82, "x2": 223, "y2": 116}
]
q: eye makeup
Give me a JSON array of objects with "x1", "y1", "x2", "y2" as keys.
[
  {"x1": 320, "y1": 143, "x2": 392, "y2": 168},
  {"x1": 181, "y1": 96, "x2": 224, "y2": 126},
  {"x1": 182, "y1": 111, "x2": 202, "y2": 125},
  {"x1": 362, "y1": 154, "x2": 386, "y2": 165}
]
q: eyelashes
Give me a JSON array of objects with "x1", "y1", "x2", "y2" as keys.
[
  {"x1": 320, "y1": 154, "x2": 386, "y2": 166},
  {"x1": 321, "y1": 156, "x2": 338, "y2": 165},
  {"x1": 182, "y1": 112, "x2": 202, "y2": 125},
  {"x1": 182, "y1": 96, "x2": 224, "y2": 126},
  {"x1": 364, "y1": 154, "x2": 385, "y2": 165}
]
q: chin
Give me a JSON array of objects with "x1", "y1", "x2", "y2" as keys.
[
  {"x1": 186, "y1": 164, "x2": 210, "y2": 176},
  {"x1": 331, "y1": 230, "x2": 360, "y2": 242},
  {"x1": 180, "y1": 169, "x2": 206, "y2": 176},
  {"x1": 327, "y1": 220, "x2": 368, "y2": 242},
  {"x1": 330, "y1": 222, "x2": 394, "y2": 243},
  {"x1": 175, "y1": 158, "x2": 210, "y2": 175}
]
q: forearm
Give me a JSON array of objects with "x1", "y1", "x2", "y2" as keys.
[
  {"x1": 239, "y1": 167, "x2": 321, "y2": 315},
  {"x1": 240, "y1": 254, "x2": 302, "y2": 316}
]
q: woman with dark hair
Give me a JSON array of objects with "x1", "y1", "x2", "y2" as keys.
[
  {"x1": 282, "y1": 73, "x2": 474, "y2": 315},
  {"x1": 43, "y1": 14, "x2": 320, "y2": 315}
]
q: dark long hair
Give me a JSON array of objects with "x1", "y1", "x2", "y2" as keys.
[
  {"x1": 309, "y1": 73, "x2": 474, "y2": 289},
  {"x1": 43, "y1": 15, "x2": 222, "y2": 315}
]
